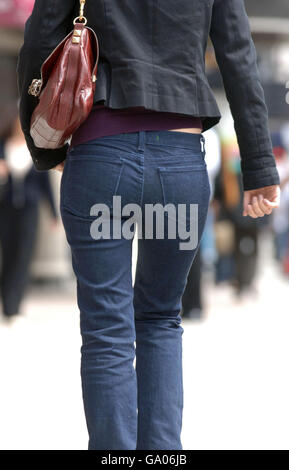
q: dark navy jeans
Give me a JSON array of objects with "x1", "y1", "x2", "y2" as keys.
[{"x1": 60, "y1": 130, "x2": 211, "y2": 450}]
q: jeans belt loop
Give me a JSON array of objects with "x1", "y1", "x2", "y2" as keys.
[{"x1": 200, "y1": 134, "x2": 206, "y2": 158}]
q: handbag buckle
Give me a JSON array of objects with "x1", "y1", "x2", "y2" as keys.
[{"x1": 28, "y1": 79, "x2": 43, "y2": 97}]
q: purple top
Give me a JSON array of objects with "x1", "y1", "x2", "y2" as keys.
[{"x1": 70, "y1": 104, "x2": 203, "y2": 147}]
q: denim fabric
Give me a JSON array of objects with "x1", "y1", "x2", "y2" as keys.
[{"x1": 60, "y1": 130, "x2": 211, "y2": 450}]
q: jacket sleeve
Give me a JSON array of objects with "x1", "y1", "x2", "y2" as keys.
[
  {"x1": 209, "y1": 0, "x2": 280, "y2": 191},
  {"x1": 16, "y1": 0, "x2": 78, "y2": 171}
]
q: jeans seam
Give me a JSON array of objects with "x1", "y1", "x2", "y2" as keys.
[{"x1": 114, "y1": 160, "x2": 125, "y2": 196}]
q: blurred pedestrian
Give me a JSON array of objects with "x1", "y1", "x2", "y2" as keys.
[
  {"x1": 214, "y1": 137, "x2": 261, "y2": 298},
  {"x1": 270, "y1": 132, "x2": 289, "y2": 266},
  {"x1": 0, "y1": 107, "x2": 58, "y2": 319}
]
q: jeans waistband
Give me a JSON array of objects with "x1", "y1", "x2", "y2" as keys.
[{"x1": 81, "y1": 130, "x2": 205, "y2": 155}]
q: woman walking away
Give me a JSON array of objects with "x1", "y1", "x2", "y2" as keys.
[{"x1": 17, "y1": 1, "x2": 280, "y2": 450}]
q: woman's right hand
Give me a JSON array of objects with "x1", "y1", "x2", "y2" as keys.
[{"x1": 243, "y1": 184, "x2": 280, "y2": 218}]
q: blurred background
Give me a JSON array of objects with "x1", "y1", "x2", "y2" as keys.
[{"x1": 0, "y1": 0, "x2": 289, "y2": 450}]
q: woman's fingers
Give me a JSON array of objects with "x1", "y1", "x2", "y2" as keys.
[
  {"x1": 242, "y1": 191, "x2": 250, "y2": 216},
  {"x1": 243, "y1": 185, "x2": 280, "y2": 218},
  {"x1": 246, "y1": 195, "x2": 277, "y2": 218},
  {"x1": 263, "y1": 198, "x2": 279, "y2": 209},
  {"x1": 258, "y1": 196, "x2": 272, "y2": 215},
  {"x1": 247, "y1": 204, "x2": 258, "y2": 218},
  {"x1": 251, "y1": 196, "x2": 265, "y2": 217}
]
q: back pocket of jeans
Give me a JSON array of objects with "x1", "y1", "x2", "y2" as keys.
[
  {"x1": 158, "y1": 164, "x2": 209, "y2": 207},
  {"x1": 61, "y1": 156, "x2": 125, "y2": 217},
  {"x1": 158, "y1": 164, "x2": 210, "y2": 234}
]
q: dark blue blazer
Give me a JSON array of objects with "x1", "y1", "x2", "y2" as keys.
[{"x1": 16, "y1": 0, "x2": 280, "y2": 191}]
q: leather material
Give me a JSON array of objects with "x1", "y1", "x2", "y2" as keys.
[{"x1": 29, "y1": 22, "x2": 99, "y2": 149}]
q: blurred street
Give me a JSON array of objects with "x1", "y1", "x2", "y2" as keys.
[
  {"x1": 1, "y1": 0, "x2": 289, "y2": 451},
  {"x1": 0, "y1": 230, "x2": 288, "y2": 450}
]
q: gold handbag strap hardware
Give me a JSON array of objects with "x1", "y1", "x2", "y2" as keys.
[
  {"x1": 74, "y1": 0, "x2": 87, "y2": 25},
  {"x1": 79, "y1": 0, "x2": 86, "y2": 19}
]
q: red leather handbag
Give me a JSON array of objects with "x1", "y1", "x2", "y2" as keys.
[{"x1": 28, "y1": 0, "x2": 99, "y2": 149}]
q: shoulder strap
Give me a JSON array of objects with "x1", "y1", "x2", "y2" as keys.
[
  {"x1": 74, "y1": 0, "x2": 88, "y2": 25},
  {"x1": 79, "y1": 0, "x2": 87, "y2": 20}
]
